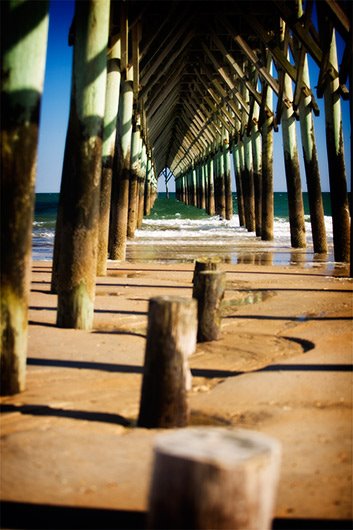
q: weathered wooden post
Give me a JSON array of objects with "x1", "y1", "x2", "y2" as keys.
[
  {"x1": 109, "y1": 1, "x2": 134, "y2": 260},
  {"x1": 137, "y1": 142, "x2": 147, "y2": 228},
  {"x1": 200, "y1": 161, "x2": 206, "y2": 210},
  {"x1": 184, "y1": 171, "x2": 188, "y2": 205},
  {"x1": 109, "y1": 75, "x2": 134, "y2": 259},
  {"x1": 190, "y1": 168, "x2": 195, "y2": 206},
  {"x1": 243, "y1": 132, "x2": 255, "y2": 231},
  {"x1": 191, "y1": 165, "x2": 197, "y2": 206},
  {"x1": 208, "y1": 151, "x2": 216, "y2": 216},
  {"x1": 197, "y1": 162, "x2": 203, "y2": 209},
  {"x1": 145, "y1": 158, "x2": 153, "y2": 215},
  {"x1": 251, "y1": 83, "x2": 263, "y2": 237},
  {"x1": 223, "y1": 133, "x2": 233, "y2": 220},
  {"x1": 243, "y1": 80, "x2": 256, "y2": 232},
  {"x1": 148, "y1": 427, "x2": 282, "y2": 530},
  {"x1": 218, "y1": 144, "x2": 226, "y2": 219},
  {"x1": 183, "y1": 169, "x2": 189, "y2": 205},
  {"x1": 193, "y1": 270, "x2": 225, "y2": 342},
  {"x1": 144, "y1": 157, "x2": 151, "y2": 215},
  {"x1": 127, "y1": 112, "x2": 141, "y2": 239},
  {"x1": 318, "y1": 19, "x2": 350, "y2": 262},
  {"x1": 193, "y1": 164, "x2": 199, "y2": 208},
  {"x1": 137, "y1": 296, "x2": 197, "y2": 429},
  {"x1": 1, "y1": 0, "x2": 49, "y2": 394},
  {"x1": 280, "y1": 26, "x2": 306, "y2": 249},
  {"x1": 203, "y1": 158, "x2": 209, "y2": 213},
  {"x1": 97, "y1": 32, "x2": 121, "y2": 276},
  {"x1": 296, "y1": 51, "x2": 327, "y2": 254},
  {"x1": 261, "y1": 58, "x2": 274, "y2": 241},
  {"x1": 232, "y1": 140, "x2": 246, "y2": 227},
  {"x1": 56, "y1": 0, "x2": 109, "y2": 330},
  {"x1": 192, "y1": 257, "x2": 220, "y2": 293}
]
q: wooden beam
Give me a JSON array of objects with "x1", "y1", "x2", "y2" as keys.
[
  {"x1": 211, "y1": 31, "x2": 263, "y2": 108},
  {"x1": 140, "y1": 29, "x2": 194, "y2": 97},
  {"x1": 132, "y1": 22, "x2": 141, "y2": 98},
  {"x1": 231, "y1": 33, "x2": 280, "y2": 96},
  {"x1": 193, "y1": 70, "x2": 238, "y2": 129},
  {"x1": 139, "y1": 3, "x2": 180, "y2": 60},
  {"x1": 201, "y1": 42, "x2": 249, "y2": 114},
  {"x1": 244, "y1": 12, "x2": 298, "y2": 81},
  {"x1": 140, "y1": 18, "x2": 191, "y2": 85},
  {"x1": 272, "y1": 0, "x2": 338, "y2": 76}
]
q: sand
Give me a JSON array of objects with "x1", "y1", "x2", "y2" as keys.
[{"x1": 1, "y1": 260, "x2": 352, "y2": 524}]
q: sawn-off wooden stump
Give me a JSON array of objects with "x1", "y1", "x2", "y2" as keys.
[
  {"x1": 192, "y1": 257, "x2": 221, "y2": 290},
  {"x1": 137, "y1": 296, "x2": 197, "y2": 428},
  {"x1": 148, "y1": 427, "x2": 282, "y2": 530},
  {"x1": 193, "y1": 270, "x2": 226, "y2": 342}
]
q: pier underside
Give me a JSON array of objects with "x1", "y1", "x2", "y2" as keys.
[{"x1": 1, "y1": 2, "x2": 352, "y2": 526}]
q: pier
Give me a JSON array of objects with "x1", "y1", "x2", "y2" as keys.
[{"x1": 1, "y1": 1, "x2": 352, "y2": 528}]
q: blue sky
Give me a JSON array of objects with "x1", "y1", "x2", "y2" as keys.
[{"x1": 36, "y1": 0, "x2": 351, "y2": 194}]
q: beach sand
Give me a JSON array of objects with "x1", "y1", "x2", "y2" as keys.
[{"x1": 1, "y1": 260, "x2": 352, "y2": 524}]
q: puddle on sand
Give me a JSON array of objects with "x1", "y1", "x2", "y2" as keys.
[
  {"x1": 108, "y1": 271, "x2": 143, "y2": 278},
  {"x1": 222, "y1": 290, "x2": 275, "y2": 315}
]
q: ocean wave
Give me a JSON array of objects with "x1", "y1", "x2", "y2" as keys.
[{"x1": 32, "y1": 207, "x2": 334, "y2": 263}]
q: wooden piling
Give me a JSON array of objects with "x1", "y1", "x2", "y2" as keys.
[
  {"x1": 145, "y1": 158, "x2": 153, "y2": 215},
  {"x1": 215, "y1": 147, "x2": 226, "y2": 218},
  {"x1": 243, "y1": 133, "x2": 256, "y2": 231},
  {"x1": 137, "y1": 143, "x2": 147, "y2": 228},
  {"x1": 297, "y1": 52, "x2": 327, "y2": 254},
  {"x1": 232, "y1": 142, "x2": 246, "y2": 227},
  {"x1": 281, "y1": 41, "x2": 306, "y2": 249},
  {"x1": 127, "y1": 119, "x2": 140, "y2": 239},
  {"x1": 144, "y1": 158, "x2": 151, "y2": 215},
  {"x1": 56, "y1": 0, "x2": 109, "y2": 329},
  {"x1": 200, "y1": 162, "x2": 206, "y2": 210},
  {"x1": 261, "y1": 60, "x2": 274, "y2": 241},
  {"x1": 1, "y1": 0, "x2": 49, "y2": 394},
  {"x1": 252, "y1": 97, "x2": 263, "y2": 237},
  {"x1": 191, "y1": 166, "x2": 196, "y2": 206},
  {"x1": 192, "y1": 257, "x2": 220, "y2": 294},
  {"x1": 207, "y1": 153, "x2": 216, "y2": 215},
  {"x1": 223, "y1": 137, "x2": 233, "y2": 220},
  {"x1": 97, "y1": 34, "x2": 121, "y2": 276},
  {"x1": 203, "y1": 158, "x2": 210, "y2": 213},
  {"x1": 193, "y1": 270, "x2": 225, "y2": 342},
  {"x1": 193, "y1": 165, "x2": 198, "y2": 207},
  {"x1": 137, "y1": 296, "x2": 197, "y2": 429},
  {"x1": 109, "y1": 76, "x2": 134, "y2": 260},
  {"x1": 148, "y1": 427, "x2": 282, "y2": 530},
  {"x1": 321, "y1": 28, "x2": 350, "y2": 262}
]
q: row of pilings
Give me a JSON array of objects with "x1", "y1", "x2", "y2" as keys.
[
  {"x1": 1, "y1": 0, "x2": 351, "y2": 398},
  {"x1": 1, "y1": 1, "x2": 157, "y2": 395},
  {"x1": 175, "y1": 41, "x2": 350, "y2": 260}
]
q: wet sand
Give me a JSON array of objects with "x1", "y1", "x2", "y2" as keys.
[{"x1": 1, "y1": 260, "x2": 352, "y2": 524}]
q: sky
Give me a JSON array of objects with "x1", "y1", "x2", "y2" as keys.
[{"x1": 36, "y1": 0, "x2": 351, "y2": 194}]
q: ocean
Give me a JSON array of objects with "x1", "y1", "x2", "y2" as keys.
[{"x1": 33, "y1": 192, "x2": 335, "y2": 267}]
